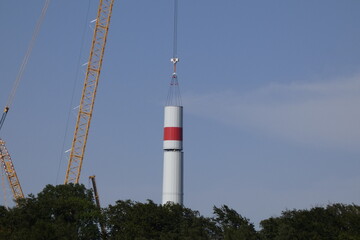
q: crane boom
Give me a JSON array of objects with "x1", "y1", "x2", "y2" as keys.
[
  {"x1": 89, "y1": 175, "x2": 101, "y2": 208},
  {"x1": 0, "y1": 139, "x2": 24, "y2": 200},
  {"x1": 89, "y1": 175, "x2": 107, "y2": 239},
  {"x1": 65, "y1": 0, "x2": 115, "y2": 184}
]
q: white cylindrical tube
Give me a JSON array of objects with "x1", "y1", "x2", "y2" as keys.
[
  {"x1": 163, "y1": 106, "x2": 183, "y2": 150},
  {"x1": 162, "y1": 150, "x2": 183, "y2": 204}
]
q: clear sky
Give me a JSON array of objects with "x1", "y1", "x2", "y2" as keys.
[{"x1": 0, "y1": 0, "x2": 359, "y2": 227}]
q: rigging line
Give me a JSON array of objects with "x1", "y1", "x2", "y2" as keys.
[
  {"x1": 166, "y1": 0, "x2": 181, "y2": 106},
  {"x1": 56, "y1": 0, "x2": 92, "y2": 185},
  {"x1": 172, "y1": 0, "x2": 178, "y2": 59},
  {"x1": 0, "y1": 0, "x2": 50, "y2": 134},
  {"x1": 165, "y1": 74, "x2": 182, "y2": 106},
  {"x1": 6, "y1": 0, "x2": 51, "y2": 109}
]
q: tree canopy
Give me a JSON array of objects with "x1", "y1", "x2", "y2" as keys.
[
  {"x1": 213, "y1": 205, "x2": 258, "y2": 240},
  {"x1": 1, "y1": 184, "x2": 101, "y2": 240},
  {"x1": 259, "y1": 203, "x2": 360, "y2": 240},
  {"x1": 0, "y1": 184, "x2": 359, "y2": 240},
  {"x1": 105, "y1": 199, "x2": 216, "y2": 240}
]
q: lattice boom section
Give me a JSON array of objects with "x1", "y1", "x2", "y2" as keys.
[
  {"x1": 0, "y1": 139, "x2": 24, "y2": 200},
  {"x1": 65, "y1": 0, "x2": 115, "y2": 184}
]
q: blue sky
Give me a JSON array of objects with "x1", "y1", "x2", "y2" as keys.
[{"x1": 1, "y1": 0, "x2": 359, "y2": 227}]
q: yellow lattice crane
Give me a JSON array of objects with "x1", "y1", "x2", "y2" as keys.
[
  {"x1": 0, "y1": 139, "x2": 24, "y2": 200},
  {"x1": 64, "y1": 0, "x2": 115, "y2": 184},
  {"x1": 0, "y1": 0, "x2": 50, "y2": 203}
]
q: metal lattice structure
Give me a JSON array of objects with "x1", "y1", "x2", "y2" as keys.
[
  {"x1": 0, "y1": 139, "x2": 24, "y2": 200},
  {"x1": 65, "y1": 0, "x2": 115, "y2": 184},
  {"x1": 89, "y1": 175, "x2": 107, "y2": 237}
]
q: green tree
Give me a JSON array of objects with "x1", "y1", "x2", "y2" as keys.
[
  {"x1": 0, "y1": 206, "x2": 11, "y2": 239},
  {"x1": 212, "y1": 205, "x2": 259, "y2": 240},
  {"x1": 3, "y1": 184, "x2": 101, "y2": 240},
  {"x1": 105, "y1": 200, "x2": 216, "y2": 240},
  {"x1": 259, "y1": 203, "x2": 360, "y2": 240}
]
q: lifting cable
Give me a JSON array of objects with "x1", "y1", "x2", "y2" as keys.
[
  {"x1": 166, "y1": 0, "x2": 182, "y2": 106},
  {"x1": 172, "y1": 0, "x2": 178, "y2": 62},
  {"x1": 0, "y1": 0, "x2": 51, "y2": 133}
]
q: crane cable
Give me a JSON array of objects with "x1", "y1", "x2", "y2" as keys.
[
  {"x1": 0, "y1": 0, "x2": 51, "y2": 133},
  {"x1": 166, "y1": 0, "x2": 182, "y2": 106},
  {"x1": 172, "y1": 0, "x2": 178, "y2": 62}
]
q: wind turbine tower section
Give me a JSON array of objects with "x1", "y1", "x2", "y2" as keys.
[
  {"x1": 162, "y1": 105, "x2": 183, "y2": 204},
  {"x1": 162, "y1": 0, "x2": 183, "y2": 205}
]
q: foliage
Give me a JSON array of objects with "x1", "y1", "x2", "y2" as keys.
[
  {"x1": 259, "y1": 203, "x2": 360, "y2": 240},
  {"x1": 104, "y1": 201, "x2": 259, "y2": 240},
  {"x1": 212, "y1": 205, "x2": 259, "y2": 240},
  {"x1": 1, "y1": 184, "x2": 359, "y2": 240},
  {"x1": 1, "y1": 184, "x2": 101, "y2": 240},
  {"x1": 105, "y1": 199, "x2": 216, "y2": 240},
  {"x1": 0, "y1": 205, "x2": 11, "y2": 239}
]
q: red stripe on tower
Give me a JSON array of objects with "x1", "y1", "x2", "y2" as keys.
[
  {"x1": 163, "y1": 106, "x2": 183, "y2": 150},
  {"x1": 164, "y1": 127, "x2": 182, "y2": 141}
]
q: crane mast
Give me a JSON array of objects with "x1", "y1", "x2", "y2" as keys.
[
  {"x1": 0, "y1": 139, "x2": 24, "y2": 200},
  {"x1": 65, "y1": 0, "x2": 115, "y2": 184},
  {"x1": 89, "y1": 175, "x2": 101, "y2": 209},
  {"x1": 89, "y1": 175, "x2": 107, "y2": 238}
]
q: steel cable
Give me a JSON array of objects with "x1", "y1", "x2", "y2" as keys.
[
  {"x1": 6, "y1": 0, "x2": 51, "y2": 108},
  {"x1": 0, "y1": 0, "x2": 50, "y2": 133},
  {"x1": 166, "y1": 0, "x2": 182, "y2": 107}
]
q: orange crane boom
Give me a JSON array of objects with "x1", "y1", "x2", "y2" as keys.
[
  {"x1": 64, "y1": 0, "x2": 115, "y2": 184},
  {"x1": 0, "y1": 139, "x2": 24, "y2": 200}
]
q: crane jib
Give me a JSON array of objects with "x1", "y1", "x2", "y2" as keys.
[{"x1": 64, "y1": 0, "x2": 115, "y2": 184}]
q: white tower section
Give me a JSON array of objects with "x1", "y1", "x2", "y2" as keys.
[
  {"x1": 162, "y1": 0, "x2": 183, "y2": 205},
  {"x1": 162, "y1": 106, "x2": 183, "y2": 204}
]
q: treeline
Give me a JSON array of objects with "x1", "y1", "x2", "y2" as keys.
[{"x1": 0, "y1": 184, "x2": 359, "y2": 240}]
